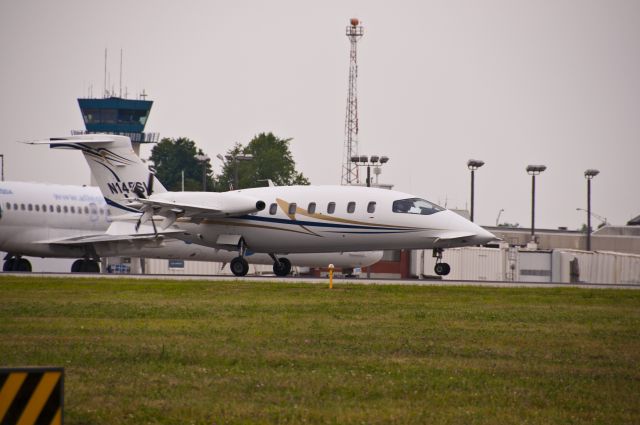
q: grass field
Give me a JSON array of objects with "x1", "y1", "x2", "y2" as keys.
[{"x1": 1, "y1": 276, "x2": 639, "y2": 424}]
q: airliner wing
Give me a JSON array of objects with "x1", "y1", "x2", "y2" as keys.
[
  {"x1": 34, "y1": 229, "x2": 185, "y2": 245},
  {"x1": 33, "y1": 222, "x2": 185, "y2": 245}
]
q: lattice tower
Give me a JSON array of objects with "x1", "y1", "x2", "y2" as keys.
[{"x1": 341, "y1": 18, "x2": 364, "y2": 185}]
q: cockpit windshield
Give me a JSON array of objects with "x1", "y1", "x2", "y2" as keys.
[{"x1": 392, "y1": 198, "x2": 444, "y2": 215}]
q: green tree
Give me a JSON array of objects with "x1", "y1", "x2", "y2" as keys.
[
  {"x1": 149, "y1": 137, "x2": 215, "y2": 191},
  {"x1": 216, "y1": 133, "x2": 310, "y2": 190}
]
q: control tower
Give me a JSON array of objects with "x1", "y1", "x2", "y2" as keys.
[{"x1": 74, "y1": 94, "x2": 159, "y2": 156}]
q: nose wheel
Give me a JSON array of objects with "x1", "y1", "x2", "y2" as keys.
[{"x1": 433, "y1": 248, "x2": 451, "y2": 276}]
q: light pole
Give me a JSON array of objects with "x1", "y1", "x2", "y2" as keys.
[
  {"x1": 467, "y1": 159, "x2": 484, "y2": 222},
  {"x1": 526, "y1": 165, "x2": 547, "y2": 241},
  {"x1": 350, "y1": 155, "x2": 389, "y2": 187},
  {"x1": 194, "y1": 154, "x2": 210, "y2": 191},
  {"x1": 221, "y1": 153, "x2": 253, "y2": 190},
  {"x1": 584, "y1": 169, "x2": 600, "y2": 251},
  {"x1": 0, "y1": 154, "x2": 4, "y2": 181}
]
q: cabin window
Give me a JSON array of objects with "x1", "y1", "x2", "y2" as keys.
[
  {"x1": 42, "y1": 204, "x2": 47, "y2": 212},
  {"x1": 35, "y1": 205, "x2": 40, "y2": 212},
  {"x1": 56, "y1": 205, "x2": 61, "y2": 213},
  {"x1": 63, "y1": 206, "x2": 68, "y2": 213},
  {"x1": 70, "y1": 206, "x2": 75, "y2": 214},
  {"x1": 5, "y1": 202, "x2": 10, "y2": 210},
  {"x1": 288, "y1": 203, "x2": 297, "y2": 215},
  {"x1": 269, "y1": 203, "x2": 277, "y2": 215},
  {"x1": 327, "y1": 202, "x2": 336, "y2": 214},
  {"x1": 20, "y1": 204, "x2": 25, "y2": 211},
  {"x1": 308, "y1": 202, "x2": 316, "y2": 214},
  {"x1": 392, "y1": 198, "x2": 444, "y2": 215},
  {"x1": 84, "y1": 206, "x2": 89, "y2": 214},
  {"x1": 13, "y1": 203, "x2": 18, "y2": 210},
  {"x1": 367, "y1": 201, "x2": 376, "y2": 213},
  {"x1": 28, "y1": 204, "x2": 33, "y2": 211},
  {"x1": 78, "y1": 207, "x2": 82, "y2": 215},
  {"x1": 49, "y1": 205, "x2": 53, "y2": 212},
  {"x1": 347, "y1": 202, "x2": 356, "y2": 214}
]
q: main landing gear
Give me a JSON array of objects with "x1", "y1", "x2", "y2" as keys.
[
  {"x1": 3, "y1": 255, "x2": 31, "y2": 272},
  {"x1": 228, "y1": 239, "x2": 293, "y2": 277},
  {"x1": 433, "y1": 248, "x2": 451, "y2": 276},
  {"x1": 71, "y1": 259, "x2": 100, "y2": 273},
  {"x1": 230, "y1": 238, "x2": 250, "y2": 277},
  {"x1": 270, "y1": 254, "x2": 292, "y2": 277}
]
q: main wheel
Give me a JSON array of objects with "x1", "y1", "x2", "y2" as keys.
[
  {"x1": 71, "y1": 259, "x2": 83, "y2": 273},
  {"x1": 16, "y1": 258, "x2": 31, "y2": 272},
  {"x1": 230, "y1": 257, "x2": 249, "y2": 277},
  {"x1": 3, "y1": 259, "x2": 15, "y2": 271},
  {"x1": 273, "y1": 257, "x2": 292, "y2": 277},
  {"x1": 434, "y1": 262, "x2": 450, "y2": 276},
  {"x1": 86, "y1": 261, "x2": 100, "y2": 273}
]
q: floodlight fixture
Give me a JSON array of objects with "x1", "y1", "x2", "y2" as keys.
[
  {"x1": 526, "y1": 164, "x2": 547, "y2": 175},
  {"x1": 370, "y1": 155, "x2": 380, "y2": 163},
  {"x1": 359, "y1": 155, "x2": 368, "y2": 163},
  {"x1": 584, "y1": 169, "x2": 600, "y2": 179},
  {"x1": 379, "y1": 156, "x2": 389, "y2": 164},
  {"x1": 467, "y1": 159, "x2": 485, "y2": 170}
]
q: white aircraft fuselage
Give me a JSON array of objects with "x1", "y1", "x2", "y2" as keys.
[
  {"x1": 152, "y1": 185, "x2": 496, "y2": 253},
  {"x1": 0, "y1": 181, "x2": 382, "y2": 269}
]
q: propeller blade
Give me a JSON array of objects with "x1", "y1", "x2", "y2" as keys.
[{"x1": 147, "y1": 172, "x2": 154, "y2": 196}]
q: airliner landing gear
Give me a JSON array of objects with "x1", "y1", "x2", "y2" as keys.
[
  {"x1": 3, "y1": 255, "x2": 31, "y2": 272},
  {"x1": 230, "y1": 239, "x2": 250, "y2": 277},
  {"x1": 71, "y1": 259, "x2": 100, "y2": 273},
  {"x1": 433, "y1": 248, "x2": 451, "y2": 276},
  {"x1": 270, "y1": 254, "x2": 292, "y2": 277}
]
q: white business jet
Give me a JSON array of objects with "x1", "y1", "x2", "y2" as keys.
[
  {"x1": 0, "y1": 181, "x2": 382, "y2": 272},
  {"x1": 33, "y1": 134, "x2": 496, "y2": 277}
]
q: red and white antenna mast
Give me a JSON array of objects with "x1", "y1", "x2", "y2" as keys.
[{"x1": 341, "y1": 18, "x2": 364, "y2": 185}]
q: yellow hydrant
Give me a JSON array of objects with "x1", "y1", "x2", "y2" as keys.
[{"x1": 328, "y1": 264, "x2": 335, "y2": 289}]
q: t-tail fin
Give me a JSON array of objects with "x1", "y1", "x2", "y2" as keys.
[{"x1": 32, "y1": 134, "x2": 166, "y2": 215}]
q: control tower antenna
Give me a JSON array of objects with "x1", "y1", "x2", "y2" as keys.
[
  {"x1": 103, "y1": 48, "x2": 107, "y2": 98},
  {"x1": 341, "y1": 18, "x2": 364, "y2": 185},
  {"x1": 119, "y1": 48, "x2": 123, "y2": 98}
]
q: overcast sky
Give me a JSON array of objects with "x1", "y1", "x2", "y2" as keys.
[{"x1": 1, "y1": 0, "x2": 638, "y2": 229}]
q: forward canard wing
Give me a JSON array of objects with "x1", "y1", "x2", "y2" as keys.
[{"x1": 432, "y1": 231, "x2": 478, "y2": 248}]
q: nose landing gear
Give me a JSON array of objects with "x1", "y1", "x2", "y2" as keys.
[{"x1": 433, "y1": 248, "x2": 451, "y2": 276}]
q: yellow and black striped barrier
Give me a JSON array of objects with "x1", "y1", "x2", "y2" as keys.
[{"x1": 0, "y1": 367, "x2": 63, "y2": 425}]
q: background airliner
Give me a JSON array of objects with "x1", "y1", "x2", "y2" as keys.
[
  {"x1": 37, "y1": 135, "x2": 496, "y2": 277},
  {"x1": 0, "y1": 181, "x2": 382, "y2": 272}
]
